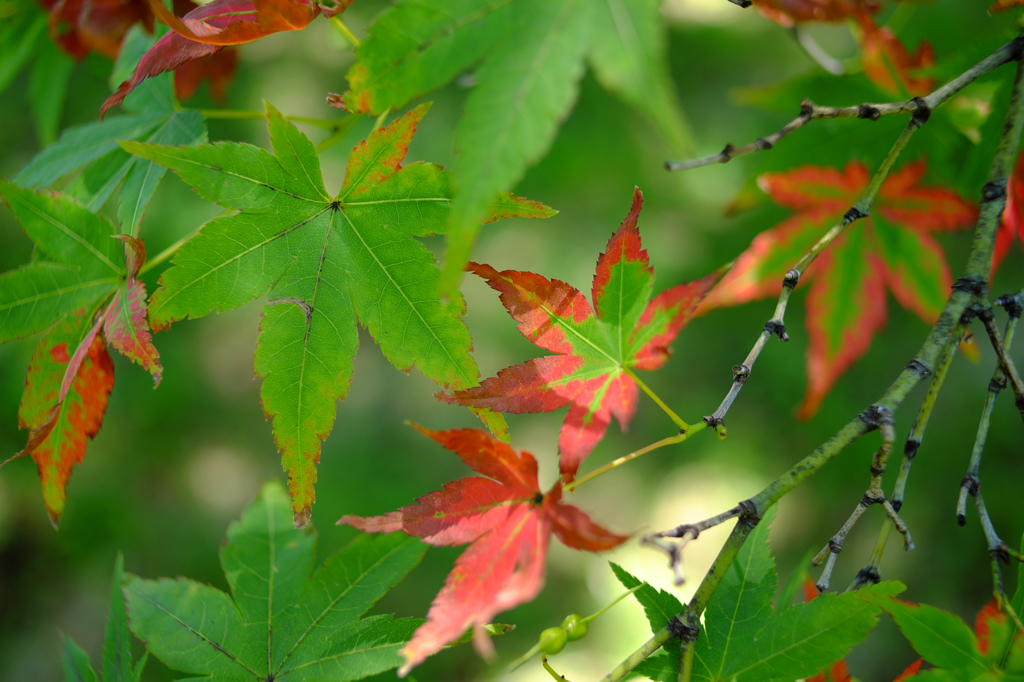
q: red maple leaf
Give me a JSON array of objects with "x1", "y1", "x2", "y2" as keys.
[
  {"x1": 338, "y1": 425, "x2": 628, "y2": 675},
  {"x1": 439, "y1": 188, "x2": 718, "y2": 481},
  {"x1": 993, "y1": 151, "x2": 1024, "y2": 280},
  {"x1": 750, "y1": 0, "x2": 877, "y2": 28},
  {"x1": 857, "y1": 13, "x2": 935, "y2": 97},
  {"x1": 13, "y1": 312, "x2": 115, "y2": 527},
  {"x1": 990, "y1": 0, "x2": 1024, "y2": 12},
  {"x1": 698, "y1": 161, "x2": 976, "y2": 418},
  {"x1": 102, "y1": 0, "x2": 341, "y2": 115},
  {"x1": 39, "y1": 0, "x2": 156, "y2": 60}
]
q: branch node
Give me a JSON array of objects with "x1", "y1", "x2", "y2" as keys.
[
  {"x1": 782, "y1": 268, "x2": 800, "y2": 290},
  {"x1": 755, "y1": 137, "x2": 773, "y2": 150},
  {"x1": 799, "y1": 99, "x2": 814, "y2": 118},
  {"x1": 989, "y1": 376, "x2": 1008, "y2": 393},
  {"x1": 720, "y1": 143, "x2": 736, "y2": 162},
  {"x1": 997, "y1": 292, "x2": 1024, "y2": 318},
  {"x1": 732, "y1": 364, "x2": 751, "y2": 383},
  {"x1": 764, "y1": 319, "x2": 789, "y2": 341},
  {"x1": 910, "y1": 97, "x2": 932, "y2": 126},
  {"x1": 858, "y1": 405, "x2": 894, "y2": 429},
  {"x1": 737, "y1": 498, "x2": 762, "y2": 526},
  {"x1": 703, "y1": 415, "x2": 724, "y2": 429},
  {"x1": 903, "y1": 438, "x2": 920, "y2": 460},
  {"x1": 843, "y1": 206, "x2": 869, "y2": 224},
  {"x1": 982, "y1": 181, "x2": 1007, "y2": 202},
  {"x1": 828, "y1": 538, "x2": 843, "y2": 553},
  {"x1": 858, "y1": 104, "x2": 881, "y2": 121},
  {"x1": 904, "y1": 359, "x2": 931, "y2": 379},
  {"x1": 962, "y1": 474, "x2": 981, "y2": 497},
  {"x1": 952, "y1": 276, "x2": 987, "y2": 297},
  {"x1": 992, "y1": 544, "x2": 1012, "y2": 565},
  {"x1": 668, "y1": 616, "x2": 700, "y2": 642},
  {"x1": 853, "y1": 566, "x2": 882, "y2": 587}
]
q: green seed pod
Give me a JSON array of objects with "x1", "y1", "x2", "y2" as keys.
[
  {"x1": 561, "y1": 614, "x2": 589, "y2": 641},
  {"x1": 539, "y1": 626, "x2": 568, "y2": 655}
]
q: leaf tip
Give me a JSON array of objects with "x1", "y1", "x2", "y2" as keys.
[{"x1": 293, "y1": 505, "x2": 311, "y2": 529}]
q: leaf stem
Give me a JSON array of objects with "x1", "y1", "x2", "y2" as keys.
[
  {"x1": 582, "y1": 585, "x2": 642, "y2": 624},
  {"x1": 564, "y1": 433, "x2": 693, "y2": 493},
  {"x1": 541, "y1": 654, "x2": 571, "y2": 681},
  {"x1": 372, "y1": 107, "x2": 391, "y2": 131},
  {"x1": 625, "y1": 367, "x2": 690, "y2": 431},
  {"x1": 329, "y1": 15, "x2": 360, "y2": 48}
]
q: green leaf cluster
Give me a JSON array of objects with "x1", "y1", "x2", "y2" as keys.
[
  {"x1": 121, "y1": 481, "x2": 430, "y2": 681},
  {"x1": 862, "y1": 533, "x2": 1024, "y2": 682},
  {"x1": 344, "y1": 0, "x2": 692, "y2": 293},
  {"x1": 122, "y1": 102, "x2": 551, "y2": 525},
  {"x1": 615, "y1": 507, "x2": 898, "y2": 682}
]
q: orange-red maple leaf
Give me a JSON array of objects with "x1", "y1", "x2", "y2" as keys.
[
  {"x1": 14, "y1": 312, "x2": 115, "y2": 527},
  {"x1": 102, "y1": 0, "x2": 337, "y2": 115},
  {"x1": 439, "y1": 188, "x2": 717, "y2": 481},
  {"x1": 857, "y1": 13, "x2": 935, "y2": 97},
  {"x1": 699, "y1": 161, "x2": 976, "y2": 417},
  {"x1": 750, "y1": 0, "x2": 877, "y2": 28},
  {"x1": 338, "y1": 425, "x2": 628, "y2": 675},
  {"x1": 990, "y1": 0, "x2": 1024, "y2": 13},
  {"x1": 994, "y1": 151, "x2": 1024, "y2": 280},
  {"x1": 39, "y1": 0, "x2": 155, "y2": 59}
]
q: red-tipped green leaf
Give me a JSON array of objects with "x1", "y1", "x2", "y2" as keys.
[
  {"x1": 800, "y1": 231, "x2": 887, "y2": 419},
  {"x1": 993, "y1": 151, "x2": 1024, "y2": 279},
  {"x1": 17, "y1": 315, "x2": 115, "y2": 526},
  {"x1": 103, "y1": 279, "x2": 162, "y2": 385},
  {"x1": 893, "y1": 658, "x2": 923, "y2": 681},
  {"x1": 702, "y1": 161, "x2": 974, "y2": 417},
  {"x1": 443, "y1": 188, "x2": 715, "y2": 478},
  {"x1": 857, "y1": 13, "x2": 935, "y2": 97},
  {"x1": 876, "y1": 161, "x2": 977, "y2": 232}
]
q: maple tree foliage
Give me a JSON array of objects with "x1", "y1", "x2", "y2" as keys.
[
  {"x1": 123, "y1": 103, "x2": 553, "y2": 527},
  {"x1": 749, "y1": 0, "x2": 877, "y2": 28},
  {"x1": 698, "y1": 160, "x2": 977, "y2": 417},
  {"x1": 0, "y1": 181, "x2": 162, "y2": 525},
  {"x1": 339, "y1": 425, "x2": 628, "y2": 675},
  {"x1": 339, "y1": 0, "x2": 692, "y2": 298},
  {"x1": 38, "y1": 0, "x2": 155, "y2": 60},
  {"x1": 856, "y1": 12, "x2": 935, "y2": 97},
  {"x1": 994, "y1": 151, "x2": 1024, "y2": 279},
  {"x1": 102, "y1": 0, "x2": 337, "y2": 115},
  {"x1": 441, "y1": 188, "x2": 718, "y2": 480}
]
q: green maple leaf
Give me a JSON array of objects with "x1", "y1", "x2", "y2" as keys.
[
  {"x1": 860, "y1": 532, "x2": 1024, "y2": 682},
  {"x1": 123, "y1": 481, "x2": 437, "y2": 681},
  {"x1": 620, "y1": 507, "x2": 896, "y2": 682},
  {"x1": 122, "y1": 103, "x2": 553, "y2": 526},
  {"x1": 61, "y1": 552, "x2": 148, "y2": 682},
  {"x1": 342, "y1": 0, "x2": 692, "y2": 295}
]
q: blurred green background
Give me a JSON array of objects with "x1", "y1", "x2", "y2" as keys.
[{"x1": 1, "y1": 0, "x2": 1023, "y2": 679}]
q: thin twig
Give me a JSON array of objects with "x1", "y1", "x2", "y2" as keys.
[
  {"x1": 705, "y1": 117, "x2": 922, "y2": 428},
  {"x1": 564, "y1": 434, "x2": 691, "y2": 493},
  {"x1": 813, "y1": 415, "x2": 914, "y2": 592},
  {"x1": 853, "y1": 316, "x2": 971, "y2": 589},
  {"x1": 959, "y1": 295, "x2": 1021, "y2": 525},
  {"x1": 978, "y1": 304, "x2": 1024, "y2": 423},
  {"x1": 642, "y1": 502, "x2": 753, "y2": 586},
  {"x1": 600, "y1": 46, "x2": 1024, "y2": 682},
  {"x1": 666, "y1": 34, "x2": 1024, "y2": 171}
]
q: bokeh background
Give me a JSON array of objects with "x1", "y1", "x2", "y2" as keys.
[{"x1": 1, "y1": 0, "x2": 1023, "y2": 679}]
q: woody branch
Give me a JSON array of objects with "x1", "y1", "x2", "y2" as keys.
[{"x1": 600, "y1": 40, "x2": 1024, "y2": 682}]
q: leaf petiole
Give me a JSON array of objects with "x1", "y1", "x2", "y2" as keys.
[
  {"x1": 566, "y1": 433, "x2": 694, "y2": 493},
  {"x1": 625, "y1": 367, "x2": 690, "y2": 431},
  {"x1": 581, "y1": 584, "x2": 642, "y2": 624},
  {"x1": 189, "y1": 107, "x2": 350, "y2": 131},
  {"x1": 329, "y1": 15, "x2": 360, "y2": 48}
]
